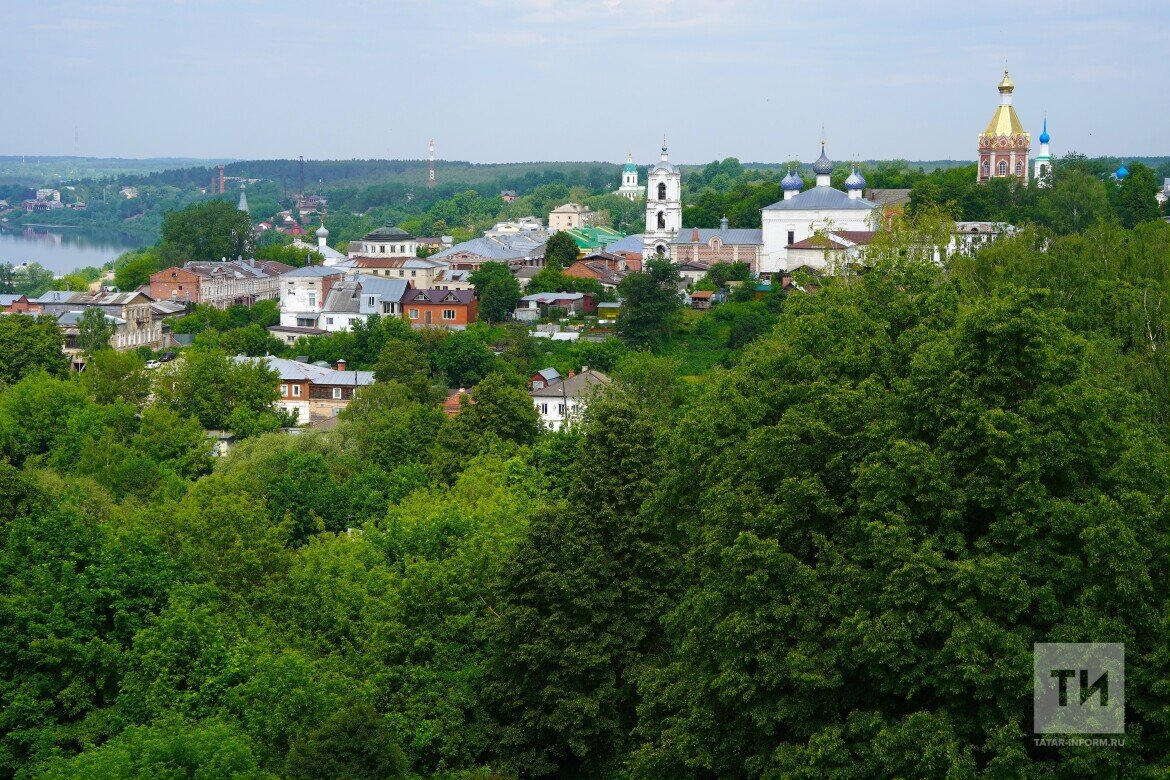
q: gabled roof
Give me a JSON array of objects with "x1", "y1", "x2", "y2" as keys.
[
  {"x1": 0, "y1": 294, "x2": 29, "y2": 306},
  {"x1": 787, "y1": 231, "x2": 878, "y2": 250},
  {"x1": 604, "y1": 234, "x2": 645, "y2": 254},
  {"x1": 403, "y1": 288, "x2": 476, "y2": 305},
  {"x1": 33, "y1": 290, "x2": 79, "y2": 304},
  {"x1": 521, "y1": 292, "x2": 590, "y2": 304},
  {"x1": 763, "y1": 186, "x2": 877, "y2": 211},
  {"x1": 534, "y1": 367, "x2": 561, "y2": 382},
  {"x1": 529, "y1": 369, "x2": 611, "y2": 398},
  {"x1": 322, "y1": 279, "x2": 362, "y2": 314},
  {"x1": 354, "y1": 275, "x2": 409, "y2": 301},
  {"x1": 281, "y1": 265, "x2": 346, "y2": 279},
  {"x1": 352, "y1": 256, "x2": 445, "y2": 269},
  {"x1": 55, "y1": 310, "x2": 125, "y2": 326},
  {"x1": 232, "y1": 355, "x2": 374, "y2": 386},
  {"x1": 433, "y1": 235, "x2": 541, "y2": 261}
]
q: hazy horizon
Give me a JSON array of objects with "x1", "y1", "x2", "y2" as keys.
[{"x1": 6, "y1": 1, "x2": 1168, "y2": 165}]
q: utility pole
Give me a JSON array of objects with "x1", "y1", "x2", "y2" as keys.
[{"x1": 299, "y1": 155, "x2": 305, "y2": 198}]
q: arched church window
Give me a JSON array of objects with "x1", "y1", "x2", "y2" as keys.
[
  {"x1": 656, "y1": 244, "x2": 666, "y2": 257},
  {"x1": 982, "y1": 161, "x2": 990, "y2": 176},
  {"x1": 1015, "y1": 162, "x2": 1023, "y2": 176},
  {"x1": 658, "y1": 182, "x2": 667, "y2": 200},
  {"x1": 657, "y1": 211, "x2": 665, "y2": 229},
  {"x1": 998, "y1": 161, "x2": 1007, "y2": 176}
]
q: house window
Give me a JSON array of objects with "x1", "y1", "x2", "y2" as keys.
[
  {"x1": 279, "y1": 384, "x2": 287, "y2": 396},
  {"x1": 367, "y1": 296, "x2": 374, "y2": 308},
  {"x1": 533, "y1": 380, "x2": 545, "y2": 390},
  {"x1": 326, "y1": 317, "x2": 333, "y2": 325},
  {"x1": 308, "y1": 294, "x2": 316, "y2": 307},
  {"x1": 409, "y1": 308, "x2": 419, "y2": 319},
  {"x1": 787, "y1": 230, "x2": 795, "y2": 245},
  {"x1": 292, "y1": 385, "x2": 301, "y2": 397},
  {"x1": 540, "y1": 403, "x2": 548, "y2": 415},
  {"x1": 557, "y1": 403, "x2": 566, "y2": 415},
  {"x1": 443, "y1": 309, "x2": 456, "y2": 320},
  {"x1": 332, "y1": 387, "x2": 342, "y2": 400},
  {"x1": 411, "y1": 270, "x2": 416, "y2": 277}
]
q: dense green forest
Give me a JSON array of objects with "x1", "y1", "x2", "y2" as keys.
[{"x1": 3, "y1": 212, "x2": 1170, "y2": 777}]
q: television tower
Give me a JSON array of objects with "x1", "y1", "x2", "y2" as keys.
[{"x1": 428, "y1": 138, "x2": 435, "y2": 188}]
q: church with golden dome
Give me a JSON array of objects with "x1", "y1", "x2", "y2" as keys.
[{"x1": 977, "y1": 70, "x2": 1031, "y2": 184}]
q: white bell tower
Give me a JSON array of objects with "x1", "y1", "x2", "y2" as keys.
[{"x1": 643, "y1": 137, "x2": 681, "y2": 259}]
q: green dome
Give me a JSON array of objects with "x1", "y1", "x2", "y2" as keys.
[{"x1": 623, "y1": 161, "x2": 637, "y2": 173}]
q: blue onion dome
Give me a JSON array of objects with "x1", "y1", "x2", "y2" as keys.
[
  {"x1": 811, "y1": 143, "x2": 833, "y2": 176},
  {"x1": 781, "y1": 168, "x2": 803, "y2": 191},
  {"x1": 1038, "y1": 117, "x2": 1050, "y2": 145},
  {"x1": 1116, "y1": 164, "x2": 1128, "y2": 179},
  {"x1": 845, "y1": 165, "x2": 866, "y2": 190}
]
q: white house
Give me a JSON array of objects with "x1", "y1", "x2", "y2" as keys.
[
  {"x1": 529, "y1": 368, "x2": 611, "y2": 431},
  {"x1": 278, "y1": 266, "x2": 346, "y2": 328}
]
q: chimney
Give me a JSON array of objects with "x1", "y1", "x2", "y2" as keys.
[
  {"x1": 336, "y1": 359, "x2": 346, "y2": 371},
  {"x1": 720, "y1": 215, "x2": 729, "y2": 232},
  {"x1": 691, "y1": 227, "x2": 700, "y2": 242},
  {"x1": 580, "y1": 366, "x2": 588, "y2": 373}
]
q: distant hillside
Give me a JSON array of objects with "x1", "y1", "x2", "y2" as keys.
[{"x1": 0, "y1": 156, "x2": 235, "y2": 186}]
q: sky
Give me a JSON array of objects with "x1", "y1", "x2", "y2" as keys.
[{"x1": 4, "y1": 0, "x2": 1168, "y2": 166}]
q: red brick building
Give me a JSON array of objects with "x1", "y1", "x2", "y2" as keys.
[
  {"x1": 0, "y1": 294, "x2": 42, "y2": 314},
  {"x1": 403, "y1": 288, "x2": 477, "y2": 329}
]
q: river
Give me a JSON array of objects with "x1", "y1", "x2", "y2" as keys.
[{"x1": 0, "y1": 225, "x2": 145, "y2": 276}]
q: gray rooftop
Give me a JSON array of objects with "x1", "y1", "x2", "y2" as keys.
[
  {"x1": 671, "y1": 228, "x2": 763, "y2": 246},
  {"x1": 762, "y1": 186, "x2": 877, "y2": 211},
  {"x1": 281, "y1": 265, "x2": 346, "y2": 279},
  {"x1": 604, "y1": 234, "x2": 645, "y2": 254},
  {"x1": 232, "y1": 355, "x2": 374, "y2": 387},
  {"x1": 529, "y1": 369, "x2": 612, "y2": 399},
  {"x1": 433, "y1": 234, "x2": 543, "y2": 261}
]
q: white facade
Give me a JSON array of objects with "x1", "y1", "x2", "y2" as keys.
[
  {"x1": 353, "y1": 225, "x2": 419, "y2": 257},
  {"x1": 278, "y1": 268, "x2": 344, "y2": 328},
  {"x1": 643, "y1": 141, "x2": 682, "y2": 258}
]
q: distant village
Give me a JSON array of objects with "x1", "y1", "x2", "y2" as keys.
[{"x1": 3, "y1": 70, "x2": 1169, "y2": 436}]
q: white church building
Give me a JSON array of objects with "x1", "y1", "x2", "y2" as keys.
[
  {"x1": 760, "y1": 143, "x2": 879, "y2": 275},
  {"x1": 615, "y1": 153, "x2": 645, "y2": 201}
]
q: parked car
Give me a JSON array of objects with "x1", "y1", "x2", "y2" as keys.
[
  {"x1": 145, "y1": 360, "x2": 161, "y2": 369},
  {"x1": 158, "y1": 351, "x2": 177, "y2": 362}
]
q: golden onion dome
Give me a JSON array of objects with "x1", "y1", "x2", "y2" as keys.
[{"x1": 998, "y1": 69, "x2": 1015, "y2": 93}]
